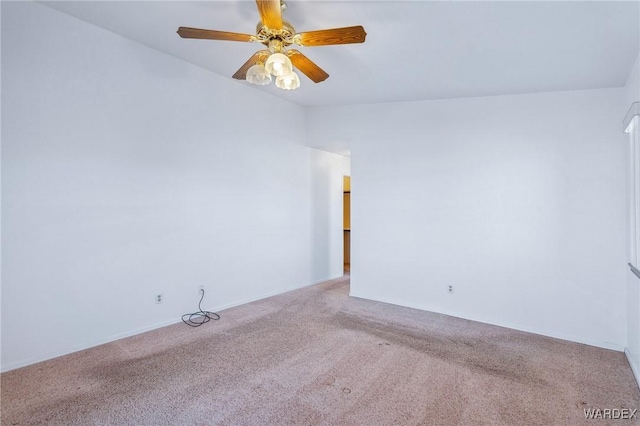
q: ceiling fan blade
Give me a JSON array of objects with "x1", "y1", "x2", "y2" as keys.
[
  {"x1": 294, "y1": 26, "x2": 367, "y2": 47},
  {"x1": 255, "y1": 0, "x2": 283, "y2": 30},
  {"x1": 287, "y1": 50, "x2": 329, "y2": 83},
  {"x1": 177, "y1": 27, "x2": 255, "y2": 42},
  {"x1": 232, "y1": 50, "x2": 270, "y2": 80}
]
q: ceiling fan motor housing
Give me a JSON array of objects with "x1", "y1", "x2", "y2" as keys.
[{"x1": 256, "y1": 20, "x2": 296, "y2": 48}]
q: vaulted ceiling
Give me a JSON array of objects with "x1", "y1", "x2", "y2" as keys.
[{"x1": 44, "y1": 1, "x2": 639, "y2": 107}]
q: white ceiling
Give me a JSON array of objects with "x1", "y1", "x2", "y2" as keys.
[{"x1": 43, "y1": 1, "x2": 640, "y2": 107}]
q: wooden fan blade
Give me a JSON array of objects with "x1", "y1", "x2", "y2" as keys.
[
  {"x1": 232, "y1": 50, "x2": 270, "y2": 80},
  {"x1": 287, "y1": 50, "x2": 329, "y2": 83},
  {"x1": 255, "y1": 0, "x2": 283, "y2": 30},
  {"x1": 295, "y1": 26, "x2": 366, "y2": 47},
  {"x1": 177, "y1": 27, "x2": 255, "y2": 42}
]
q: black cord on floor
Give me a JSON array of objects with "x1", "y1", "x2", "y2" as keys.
[{"x1": 182, "y1": 289, "x2": 220, "y2": 327}]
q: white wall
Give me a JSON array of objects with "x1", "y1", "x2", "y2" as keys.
[
  {"x1": 308, "y1": 88, "x2": 628, "y2": 350},
  {"x1": 626, "y1": 54, "x2": 639, "y2": 109},
  {"x1": 0, "y1": 0, "x2": 4, "y2": 372},
  {"x1": 1, "y1": 2, "x2": 337, "y2": 371}
]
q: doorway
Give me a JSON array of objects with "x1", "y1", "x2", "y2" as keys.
[{"x1": 343, "y1": 175, "x2": 351, "y2": 274}]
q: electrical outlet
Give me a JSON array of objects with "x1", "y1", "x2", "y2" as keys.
[
  {"x1": 448, "y1": 285, "x2": 454, "y2": 294},
  {"x1": 198, "y1": 285, "x2": 205, "y2": 296},
  {"x1": 156, "y1": 293, "x2": 163, "y2": 304}
]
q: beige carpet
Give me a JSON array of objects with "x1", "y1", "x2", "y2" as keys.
[{"x1": 2, "y1": 275, "x2": 639, "y2": 425}]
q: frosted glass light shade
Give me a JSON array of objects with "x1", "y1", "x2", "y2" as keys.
[
  {"x1": 275, "y1": 71, "x2": 300, "y2": 90},
  {"x1": 265, "y1": 53, "x2": 293, "y2": 77},
  {"x1": 246, "y1": 64, "x2": 272, "y2": 85}
]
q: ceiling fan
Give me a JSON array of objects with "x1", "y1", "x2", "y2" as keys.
[{"x1": 177, "y1": 0, "x2": 367, "y2": 90}]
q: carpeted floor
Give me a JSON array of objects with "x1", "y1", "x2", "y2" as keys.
[{"x1": 2, "y1": 275, "x2": 639, "y2": 425}]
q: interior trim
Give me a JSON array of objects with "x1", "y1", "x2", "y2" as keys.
[
  {"x1": 624, "y1": 102, "x2": 640, "y2": 133},
  {"x1": 625, "y1": 348, "x2": 640, "y2": 390},
  {"x1": 629, "y1": 263, "x2": 640, "y2": 280}
]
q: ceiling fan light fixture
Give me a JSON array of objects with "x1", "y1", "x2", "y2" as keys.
[
  {"x1": 246, "y1": 64, "x2": 272, "y2": 85},
  {"x1": 265, "y1": 52, "x2": 293, "y2": 77},
  {"x1": 276, "y1": 71, "x2": 300, "y2": 90},
  {"x1": 178, "y1": 1, "x2": 367, "y2": 90}
]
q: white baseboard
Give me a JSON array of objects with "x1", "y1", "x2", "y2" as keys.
[
  {"x1": 200, "y1": 275, "x2": 342, "y2": 314},
  {"x1": 349, "y1": 292, "x2": 624, "y2": 352},
  {"x1": 2, "y1": 276, "x2": 343, "y2": 373},
  {"x1": 625, "y1": 348, "x2": 640, "y2": 390},
  {"x1": 0, "y1": 317, "x2": 185, "y2": 373},
  {"x1": 316, "y1": 273, "x2": 345, "y2": 284}
]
